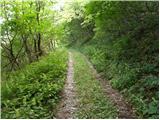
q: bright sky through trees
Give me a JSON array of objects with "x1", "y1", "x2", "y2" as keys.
[{"x1": 52, "y1": 0, "x2": 65, "y2": 11}]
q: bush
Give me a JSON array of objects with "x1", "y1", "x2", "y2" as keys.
[
  {"x1": 79, "y1": 42, "x2": 158, "y2": 118},
  {"x1": 1, "y1": 49, "x2": 68, "y2": 118}
]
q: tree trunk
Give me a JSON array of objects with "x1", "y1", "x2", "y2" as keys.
[
  {"x1": 22, "y1": 35, "x2": 33, "y2": 63},
  {"x1": 36, "y1": 0, "x2": 42, "y2": 57}
]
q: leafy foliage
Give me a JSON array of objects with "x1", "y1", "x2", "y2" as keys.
[
  {"x1": 1, "y1": 49, "x2": 68, "y2": 118},
  {"x1": 1, "y1": 0, "x2": 159, "y2": 119},
  {"x1": 59, "y1": 1, "x2": 159, "y2": 119},
  {"x1": 1, "y1": 0, "x2": 57, "y2": 71}
]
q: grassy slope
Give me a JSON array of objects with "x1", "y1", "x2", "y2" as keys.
[
  {"x1": 1, "y1": 49, "x2": 68, "y2": 119},
  {"x1": 72, "y1": 50, "x2": 117, "y2": 118}
]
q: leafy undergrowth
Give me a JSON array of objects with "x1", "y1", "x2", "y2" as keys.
[
  {"x1": 72, "y1": 50, "x2": 117, "y2": 119},
  {"x1": 63, "y1": 1, "x2": 158, "y2": 118},
  {"x1": 79, "y1": 45, "x2": 158, "y2": 119},
  {"x1": 1, "y1": 49, "x2": 68, "y2": 119}
]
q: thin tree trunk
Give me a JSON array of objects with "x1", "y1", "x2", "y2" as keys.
[
  {"x1": 36, "y1": 0, "x2": 42, "y2": 56},
  {"x1": 22, "y1": 35, "x2": 33, "y2": 63}
]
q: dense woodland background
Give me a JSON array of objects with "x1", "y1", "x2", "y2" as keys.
[{"x1": 1, "y1": 0, "x2": 159, "y2": 119}]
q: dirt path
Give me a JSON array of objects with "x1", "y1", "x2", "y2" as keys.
[
  {"x1": 56, "y1": 51, "x2": 136, "y2": 118},
  {"x1": 83, "y1": 53, "x2": 137, "y2": 119},
  {"x1": 56, "y1": 52, "x2": 77, "y2": 119}
]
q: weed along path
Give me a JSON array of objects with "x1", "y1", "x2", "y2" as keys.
[
  {"x1": 56, "y1": 52, "x2": 77, "y2": 119},
  {"x1": 71, "y1": 50, "x2": 117, "y2": 118},
  {"x1": 82, "y1": 53, "x2": 137, "y2": 119},
  {"x1": 56, "y1": 50, "x2": 136, "y2": 119}
]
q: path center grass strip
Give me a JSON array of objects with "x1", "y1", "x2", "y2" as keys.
[
  {"x1": 1, "y1": 49, "x2": 68, "y2": 119},
  {"x1": 72, "y1": 50, "x2": 117, "y2": 119}
]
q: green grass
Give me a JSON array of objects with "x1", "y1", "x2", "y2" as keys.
[
  {"x1": 1, "y1": 49, "x2": 68, "y2": 119},
  {"x1": 79, "y1": 45, "x2": 159, "y2": 118},
  {"x1": 72, "y1": 50, "x2": 117, "y2": 119}
]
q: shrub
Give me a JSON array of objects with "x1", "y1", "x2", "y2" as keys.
[{"x1": 1, "y1": 49, "x2": 68, "y2": 118}]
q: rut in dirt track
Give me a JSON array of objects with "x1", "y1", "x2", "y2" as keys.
[
  {"x1": 56, "y1": 52, "x2": 77, "y2": 119},
  {"x1": 56, "y1": 51, "x2": 136, "y2": 119},
  {"x1": 82, "y1": 53, "x2": 137, "y2": 119}
]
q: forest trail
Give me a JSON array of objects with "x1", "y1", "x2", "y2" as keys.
[
  {"x1": 2, "y1": 1, "x2": 158, "y2": 119},
  {"x1": 56, "y1": 50, "x2": 136, "y2": 118},
  {"x1": 82, "y1": 53, "x2": 137, "y2": 119},
  {"x1": 56, "y1": 52, "x2": 77, "y2": 119}
]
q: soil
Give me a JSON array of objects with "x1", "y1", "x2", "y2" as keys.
[{"x1": 55, "y1": 52, "x2": 77, "y2": 119}]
